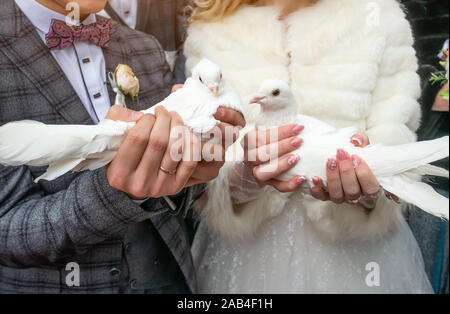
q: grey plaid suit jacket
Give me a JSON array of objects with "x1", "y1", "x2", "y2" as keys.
[{"x1": 0, "y1": 1, "x2": 200, "y2": 293}]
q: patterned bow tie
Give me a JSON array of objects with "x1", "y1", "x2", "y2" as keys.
[{"x1": 45, "y1": 18, "x2": 113, "y2": 50}]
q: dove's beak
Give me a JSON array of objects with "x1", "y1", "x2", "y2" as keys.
[
  {"x1": 209, "y1": 86, "x2": 219, "y2": 96},
  {"x1": 250, "y1": 95, "x2": 265, "y2": 104}
]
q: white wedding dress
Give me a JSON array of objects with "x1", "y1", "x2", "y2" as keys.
[
  {"x1": 184, "y1": 0, "x2": 436, "y2": 295},
  {"x1": 192, "y1": 193, "x2": 433, "y2": 294}
]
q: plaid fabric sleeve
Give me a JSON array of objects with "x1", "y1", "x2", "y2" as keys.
[{"x1": 0, "y1": 165, "x2": 154, "y2": 268}]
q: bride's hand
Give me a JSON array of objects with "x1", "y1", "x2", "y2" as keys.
[
  {"x1": 310, "y1": 133, "x2": 382, "y2": 209},
  {"x1": 242, "y1": 124, "x2": 306, "y2": 192}
]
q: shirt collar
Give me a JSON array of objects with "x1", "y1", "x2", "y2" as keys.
[{"x1": 15, "y1": 0, "x2": 97, "y2": 34}]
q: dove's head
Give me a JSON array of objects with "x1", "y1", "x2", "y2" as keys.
[
  {"x1": 192, "y1": 58, "x2": 223, "y2": 96},
  {"x1": 250, "y1": 80, "x2": 297, "y2": 113}
]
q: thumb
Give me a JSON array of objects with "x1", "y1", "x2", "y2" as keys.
[
  {"x1": 105, "y1": 105, "x2": 144, "y2": 122},
  {"x1": 351, "y1": 132, "x2": 370, "y2": 148}
]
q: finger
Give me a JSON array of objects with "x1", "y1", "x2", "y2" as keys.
[
  {"x1": 243, "y1": 124, "x2": 304, "y2": 150},
  {"x1": 171, "y1": 84, "x2": 184, "y2": 93},
  {"x1": 175, "y1": 129, "x2": 200, "y2": 185},
  {"x1": 137, "y1": 107, "x2": 172, "y2": 177},
  {"x1": 326, "y1": 158, "x2": 345, "y2": 204},
  {"x1": 190, "y1": 161, "x2": 224, "y2": 183},
  {"x1": 310, "y1": 177, "x2": 330, "y2": 201},
  {"x1": 159, "y1": 112, "x2": 185, "y2": 179},
  {"x1": 215, "y1": 122, "x2": 241, "y2": 148},
  {"x1": 337, "y1": 149, "x2": 361, "y2": 201},
  {"x1": 253, "y1": 154, "x2": 300, "y2": 182},
  {"x1": 246, "y1": 136, "x2": 303, "y2": 166},
  {"x1": 351, "y1": 132, "x2": 370, "y2": 148},
  {"x1": 105, "y1": 105, "x2": 144, "y2": 122},
  {"x1": 352, "y1": 155, "x2": 381, "y2": 196},
  {"x1": 111, "y1": 114, "x2": 156, "y2": 175},
  {"x1": 266, "y1": 176, "x2": 306, "y2": 193},
  {"x1": 214, "y1": 107, "x2": 246, "y2": 128}
]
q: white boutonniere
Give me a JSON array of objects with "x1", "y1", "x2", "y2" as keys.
[{"x1": 108, "y1": 64, "x2": 141, "y2": 107}]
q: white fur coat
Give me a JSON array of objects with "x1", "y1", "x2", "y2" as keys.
[{"x1": 184, "y1": 0, "x2": 421, "y2": 241}]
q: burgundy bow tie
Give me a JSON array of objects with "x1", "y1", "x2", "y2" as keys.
[{"x1": 45, "y1": 18, "x2": 113, "y2": 50}]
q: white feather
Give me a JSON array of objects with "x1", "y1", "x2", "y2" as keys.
[
  {"x1": 254, "y1": 80, "x2": 449, "y2": 219},
  {"x1": 0, "y1": 59, "x2": 242, "y2": 182}
]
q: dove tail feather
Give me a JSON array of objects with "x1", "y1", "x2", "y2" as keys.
[
  {"x1": 379, "y1": 175, "x2": 449, "y2": 219},
  {"x1": 411, "y1": 164, "x2": 449, "y2": 178},
  {"x1": 360, "y1": 136, "x2": 449, "y2": 178}
]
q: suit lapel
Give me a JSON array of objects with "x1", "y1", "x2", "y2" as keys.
[
  {"x1": 0, "y1": 2, "x2": 93, "y2": 125},
  {"x1": 101, "y1": 22, "x2": 141, "y2": 111}
]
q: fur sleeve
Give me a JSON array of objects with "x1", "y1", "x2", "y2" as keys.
[
  {"x1": 198, "y1": 161, "x2": 291, "y2": 240},
  {"x1": 307, "y1": 0, "x2": 421, "y2": 242},
  {"x1": 194, "y1": 127, "x2": 291, "y2": 239},
  {"x1": 366, "y1": 0, "x2": 421, "y2": 145}
]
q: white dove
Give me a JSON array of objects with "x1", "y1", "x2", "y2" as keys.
[
  {"x1": 250, "y1": 80, "x2": 449, "y2": 219},
  {"x1": 0, "y1": 59, "x2": 242, "y2": 182}
]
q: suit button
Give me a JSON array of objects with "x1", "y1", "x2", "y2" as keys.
[
  {"x1": 154, "y1": 259, "x2": 159, "y2": 266},
  {"x1": 109, "y1": 267, "x2": 121, "y2": 276}
]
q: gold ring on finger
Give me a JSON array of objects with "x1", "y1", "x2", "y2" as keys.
[{"x1": 159, "y1": 166, "x2": 177, "y2": 176}]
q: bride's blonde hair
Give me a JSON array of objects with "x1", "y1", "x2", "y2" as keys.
[
  {"x1": 190, "y1": 0, "x2": 258, "y2": 22},
  {"x1": 190, "y1": 0, "x2": 318, "y2": 22}
]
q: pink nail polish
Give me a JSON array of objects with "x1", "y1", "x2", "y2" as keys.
[
  {"x1": 288, "y1": 154, "x2": 300, "y2": 166},
  {"x1": 352, "y1": 155, "x2": 361, "y2": 168},
  {"x1": 328, "y1": 158, "x2": 337, "y2": 171},
  {"x1": 312, "y1": 176, "x2": 321, "y2": 186},
  {"x1": 216, "y1": 108, "x2": 224, "y2": 118},
  {"x1": 337, "y1": 149, "x2": 347, "y2": 161},
  {"x1": 297, "y1": 176, "x2": 306, "y2": 185},
  {"x1": 292, "y1": 125, "x2": 304, "y2": 134},
  {"x1": 291, "y1": 137, "x2": 303, "y2": 147},
  {"x1": 351, "y1": 136, "x2": 363, "y2": 147}
]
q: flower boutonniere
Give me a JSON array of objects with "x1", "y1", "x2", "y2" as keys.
[
  {"x1": 430, "y1": 43, "x2": 449, "y2": 100},
  {"x1": 108, "y1": 64, "x2": 142, "y2": 107}
]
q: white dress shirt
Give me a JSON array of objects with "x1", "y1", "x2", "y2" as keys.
[
  {"x1": 15, "y1": 1, "x2": 151, "y2": 204},
  {"x1": 15, "y1": 0, "x2": 112, "y2": 124},
  {"x1": 108, "y1": 0, "x2": 138, "y2": 29}
]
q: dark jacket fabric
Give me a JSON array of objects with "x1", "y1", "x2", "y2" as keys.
[
  {"x1": 400, "y1": 0, "x2": 449, "y2": 294},
  {"x1": 0, "y1": 1, "x2": 202, "y2": 293},
  {"x1": 105, "y1": 0, "x2": 191, "y2": 84}
]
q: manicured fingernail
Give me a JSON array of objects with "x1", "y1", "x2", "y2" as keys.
[
  {"x1": 328, "y1": 158, "x2": 337, "y2": 171},
  {"x1": 351, "y1": 136, "x2": 363, "y2": 147},
  {"x1": 312, "y1": 176, "x2": 321, "y2": 186},
  {"x1": 216, "y1": 107, "x2": 224, "y2": 118},
  {"x1": 292, "y1": 125, "x2": 304, "y2": 134},
  {"x1": 291, "y1": 137, "x2": 303, "y2": 147},
  {"x1": 287, "y1": 154, "x2": 300, "y2": 166},
  {"x1": 297, "y1": 176, "x2": 306, "y2": 185},
  {"x1": 352, "y1": 155, "x2": 361, "y2": 168},
  {"x1": 337, "y1": 149, "x2": 347, "y2": 161}
]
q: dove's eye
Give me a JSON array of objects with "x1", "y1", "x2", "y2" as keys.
[
  {"x1": 272, "y1": 89, "x2": 280, "y2": 97},
  {"x1": 199, "y1": 77, "x2": 203, "y2": 83},
  {"x1": 220, "y1": 73, "x2": 223, "y2": 80}
]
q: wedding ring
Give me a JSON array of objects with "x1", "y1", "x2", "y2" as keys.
[
  {"x1": 347, "y1": 196, "x2": 361, "y2": 204},
  {"x1": 159, "y1": 166, "x2": 177, "y2": 175}
]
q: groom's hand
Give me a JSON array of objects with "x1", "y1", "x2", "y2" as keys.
[
  {"x1": 105, "y1": 105, "x2": 199, "y2": 199},
  {"x1": 185, "y1": 107, "x2": 246, "y2": 186}
]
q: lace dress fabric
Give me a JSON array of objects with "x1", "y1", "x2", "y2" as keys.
[{"x1": 192, "y1": 192, "x2": 433, "y2": 294}]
